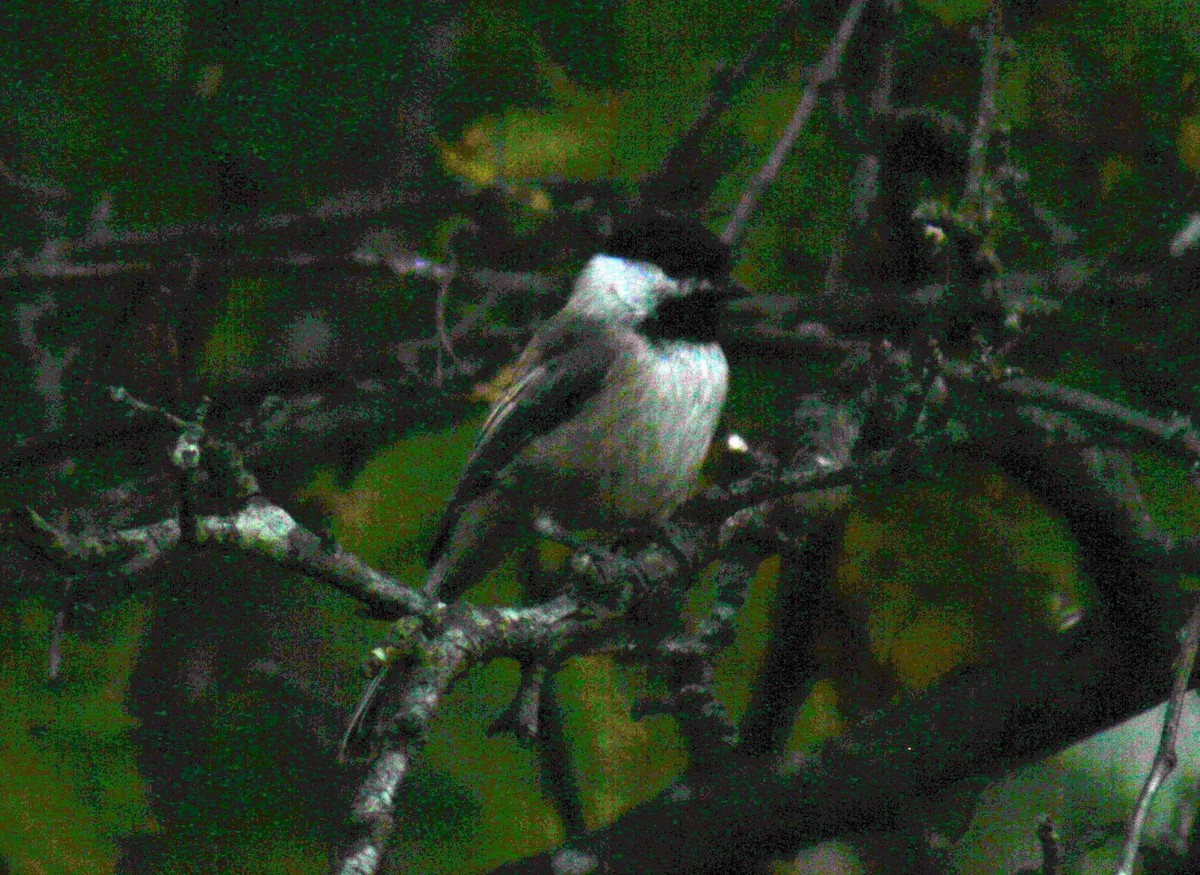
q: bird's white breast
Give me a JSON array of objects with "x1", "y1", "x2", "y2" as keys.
[{"x1": 521, "y1": 338, "x2": 728, "y2": 534}]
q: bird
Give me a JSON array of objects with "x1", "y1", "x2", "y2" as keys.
[{"x1": 341, "y1": 210, "x2": 739, "y2": 758}]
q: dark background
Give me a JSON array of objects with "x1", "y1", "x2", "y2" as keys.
[{"x1": 2, "y1": 0, "x2": 1200, "y2": 872}]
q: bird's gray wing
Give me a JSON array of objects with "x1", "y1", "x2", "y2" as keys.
[
  {"x1": 426, "y1": 317, "x2": 625, "y2": 563},
  {"x1": 343, "y1": 320, "x2": 616, "y2": 759}
]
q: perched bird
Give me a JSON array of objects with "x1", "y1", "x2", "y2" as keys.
[{"x1": 342, "y1": 211, "x2": 739, "y2": 756}]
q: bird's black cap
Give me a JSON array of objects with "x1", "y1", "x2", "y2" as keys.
[{"x1": 603, "y1": 210, "x2": 731, "y2": 281}]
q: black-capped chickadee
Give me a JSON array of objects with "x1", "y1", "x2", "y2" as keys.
[{"x1": 341, "y1": 212, "x2": 739, "y2": 756}]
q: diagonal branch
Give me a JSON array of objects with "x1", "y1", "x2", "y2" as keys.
[
  {"x1": 722, "y1": 0, "x2": 870, "y2": 248},
  {"x1": 963, "y1": 0, "x2": 1003, "y2": 209},
  {"x1": 1116, "y1": 596, "x2": 1200, "y2": 875},
  {"x1": 645, "y1": 0, "x2": 803, "y2": 212}
]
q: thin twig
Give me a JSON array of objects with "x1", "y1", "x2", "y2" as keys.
[
  {"x1": 994, "y1": 376, "x2": 1200, "y2": 475},
  {"x1": 1115, "y1": 596, "x2": 1200, "y2": 875},
  {"x1": 963, "y1": 0, "x2": 1002, "y2": 208},
  {"x1": 432, "y1": 258, "x2": 463, "y2": 385},
  {"x1": 0, "y1": 158, "x2": 69, "y2": 199},
  {"x1": 48, "y1": 576, "x2": 74, "y2": 681},
  {"x1": 995, "y1": 161, "x2": 1080, "y2": 250},
  {"x1": 826, "y1": 0, "x2": 902, "y2": 294},
  {"x1": 723, "y1": 0, "x2": 870, "y2": 247}
]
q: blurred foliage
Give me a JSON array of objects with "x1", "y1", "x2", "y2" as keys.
[
  {"x1": 200, "y1": 276, "x2": 270, "y2": 381},
  {"x1": 955, "y1": 693, "x2": 1200, "y2": 874},
  {"x1": 4, "y1": 0, "x2": 1200, "y2": 873},
  {"x1": 0, "y1": 598, "x2": 152, "y2": 874}
]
